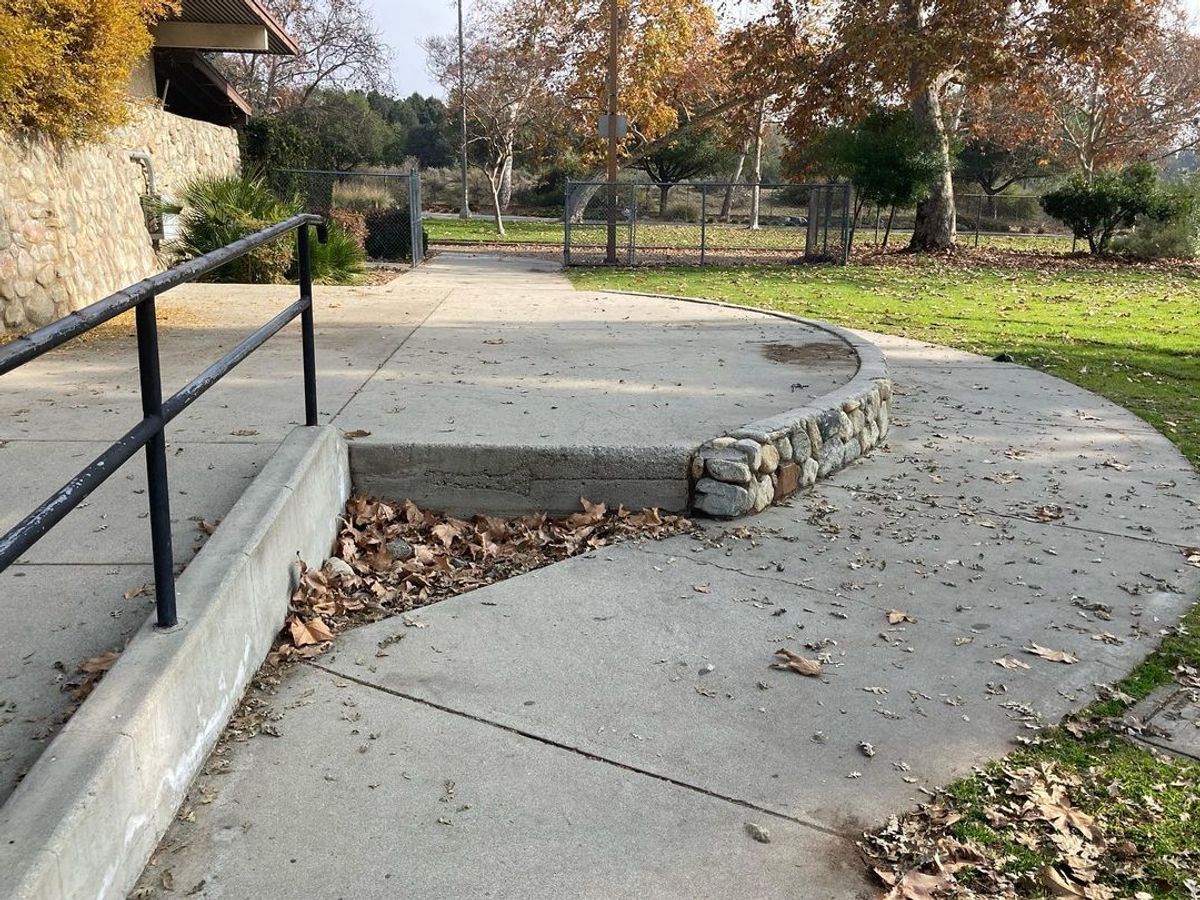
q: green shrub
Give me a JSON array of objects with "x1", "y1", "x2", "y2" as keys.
[
  {"x1": 1040, "y1": 163, "x2": 1178, "y2": 255},
  {"x1": 1110, "y1": 178, "x2": 1200, "y2": 260},
  {"x1": 364, "y1": 207, "x2": 426, "y2": 261},
  {"x1": 1111, "y1": 219, "x2": 1198, "y2": 260},
  {"x1": 306, "y1": 222, "x2": 366, "y2": 284},
  {"x1": 174, "y1": 174, "x2": 299, "y2": 283}
]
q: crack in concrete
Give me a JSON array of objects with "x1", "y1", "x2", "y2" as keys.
[
  {"x1": 328, "y1": 288, "x2": 455, "y2": 425},
  {"x1": 305, "y1": 659, "x2": 857, "y2": 842}
]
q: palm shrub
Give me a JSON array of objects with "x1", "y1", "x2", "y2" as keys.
[
  {"x1": 174, "y1": 175, "x2": 299, "y2": 283},
  {"x1": 305, "y1": 222, "x2": 366, "y2": 284}
]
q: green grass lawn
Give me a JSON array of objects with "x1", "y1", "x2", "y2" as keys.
[
  {"x1": 425, "y1": 216, "x2": 1076, "y2": 254},
  {"x1": 570, "y1": 259, "x2": 1200, "y2": 897}
]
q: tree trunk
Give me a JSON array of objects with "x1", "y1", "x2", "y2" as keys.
[
  {"x1": 720, "y1": 141, "x2": 749, "y2": 221},
  {"x1": 658, "y1": 184, "x2": 671, "y2": 216},
  {"x1": 883, "y1": 205, "x2": 896, "y2": 247},
  {"x1": 567, "y1": 182, "x2": 602, "y2": 223},
  {"x1": 488, "y1": 172, "x2": 506, "y2": 236},
  {"x1": 748, "y1": 101, "x2": 766, "y2": 230},
  {"x1": 499, "y1": 156, "x2": 513, "y2": 210},
  {"x1": 908, "y1": 84, "x2": 956, "y2": 251}
]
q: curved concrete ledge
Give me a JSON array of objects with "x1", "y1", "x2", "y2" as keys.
[{"x1": 598, "y1": 291, "x2": 892, "y2": 518}]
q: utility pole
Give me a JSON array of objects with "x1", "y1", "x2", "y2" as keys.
[
  {"x1": 457, "y1": 0, "x2": 470, "y2": 220},
  {"x1": 604, "y1": 0, "x2": 619, "y2": 264}
]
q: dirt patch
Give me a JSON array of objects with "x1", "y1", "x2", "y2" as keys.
[{"x1": 758, "y1": 340, "x2": 856, "y2": 366}]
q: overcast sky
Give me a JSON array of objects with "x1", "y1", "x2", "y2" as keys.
[{"x1": 370, "y1": 0, "x2": 1200, "y2": 99}]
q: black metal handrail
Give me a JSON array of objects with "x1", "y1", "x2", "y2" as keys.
[{"x1": 0, "y1": 213, "x2": 328, "y2": 629}]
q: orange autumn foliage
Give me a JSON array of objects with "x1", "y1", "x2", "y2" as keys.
[{"x1": 0, "y1": 0, "x2": 178, "y2": 142}]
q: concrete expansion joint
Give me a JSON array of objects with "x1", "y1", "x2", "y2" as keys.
[{"x1": 305, "y1": 660, "x2": 856, "y2": 842}]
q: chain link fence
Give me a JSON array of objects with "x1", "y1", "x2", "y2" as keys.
[
  {"x1": 274, "y1": 169, "x2": 426, "y2": 264},
  {"x1": 854, "y1": 192, "x2": 1072, "y2": 251},
  {"x1": 564, "y1": 181, "x2": 852, "y2": 266}
]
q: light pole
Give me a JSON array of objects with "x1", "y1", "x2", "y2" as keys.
[
  {"x1": 604, "y1": 0, "x2": 619, "y2": 264},
  {"x1": 457, "y1": 0, "x2": 470, "y2": 220}
]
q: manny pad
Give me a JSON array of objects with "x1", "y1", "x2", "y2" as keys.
[{"x1": 0, "y1": 254, "x2": 1197, "y2": 898}]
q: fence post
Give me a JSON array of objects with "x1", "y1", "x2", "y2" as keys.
[
  {"x1": 297, "y1": 225, "x2": 318, "y2": 427},
  {"x1": 975, "y1": 194, "x2": 983, "y2": 249},
  {"x1": 841, "y1": 185, "x2": 852, "y2": 265},
  {"x1": 563, "y1": 181, "x2": 572, "y2": 266},
  {"x1": 628, "y1": 183, "x2": 637, "y2": 265},
  {"x1": 700, "y1": 184, "x2": 708, "y2": 265},
  {"x1": 409, "y1": 172, "x2": 424, "y2": 264},
  {"x1": 135, "y1": 296, "x2": 177, "y2": 629}
]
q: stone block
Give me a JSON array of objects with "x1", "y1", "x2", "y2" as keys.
[
  {"x1": 818, "y1": 439, "x2": 845, "y2": 477},
  {"x1": 732, "y1": 439, "x2": 762, "y2": 472},
  {"x1": 801, "y1": 458, "x2": 818, "y2": 487},
  {"x1": 772, "y1": 435, "x2": 792, "y2": 463},
  {"x1": 774, "y1": 462, "x2": 800, "y2": 501},
  {"x1": 693, "y1": 479, "x2": 753, "y2": 518},
  {"x1": 816, "y1": 407, "x2": 841, "y2": 442},
  {"x1": 843, "y1": 437, "x2": 862, "y2": 464},
  {"x1": 752, "y1": 475, "x2": 773, "y2": 512},
  {"x1": 758, "y1": 443, "x2": 780, "y2": 474},
  {"x1": 705, "y1": 454, "x2": 752, "y2": 484},
  {"x1": 790, "y1": 427, "x2": 812, "y2": 462}
]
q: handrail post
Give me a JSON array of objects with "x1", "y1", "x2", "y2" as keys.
[
  {"x1": 297, "y1": 224, "x2": 318, "y2": 426},
  {"x1": 135, "y1": 296, "x2": 177, "y2": 629}
]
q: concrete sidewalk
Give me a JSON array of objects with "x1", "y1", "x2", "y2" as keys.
[
  {"x1": 132, "y1": 309, "x2": 1200, "y2": 897},
  {"x1": 0, "y1": 252, "x2": 861, "y2": 804}
]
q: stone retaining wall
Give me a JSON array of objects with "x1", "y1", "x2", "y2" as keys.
[
  {"x1": 691, "y1": 377, "x2": 892, "y2": 516},
  {"x1": 0, "y1": 106, "x2": 239, "y2": 332}
]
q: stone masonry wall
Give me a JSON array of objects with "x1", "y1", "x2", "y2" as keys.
[
  {"x1": 0, "y1": 106, "x2": 239, "y2": 332},
  {"x1": 691, "y1": 378, "x2": 892, "y2": 517}
]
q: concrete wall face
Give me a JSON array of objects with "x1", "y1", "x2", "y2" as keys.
[{"x1": 0, "y1": 105, "x2": 239, "y2": 331}]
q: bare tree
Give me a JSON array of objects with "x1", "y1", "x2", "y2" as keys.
[
  {"x1": 426, "y1": 0, "x2": 565, "y2": 234},
  {"x1": 1038, "y1": 15, "x2": 1200, "y2": 177},
  {"x1": 218, "y1": 0, "x2": 392, "y2": 111}
]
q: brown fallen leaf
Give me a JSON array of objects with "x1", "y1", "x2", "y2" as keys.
[
  {"x1": 1183, "y1": 546, "x2": 1200, "y2": 568},
  {"x1": 123, "y1": 583, "x2": 150, "y2": 601},
  {"x1": 771, "y1": 647, "x2": 822, "y2": 677},
  {"x1": 79, "y1": 650, "x2": 121, "y2": 674},
  {"x1": 1025, "y1": 643, "x2": 1079, "y2": 664},
  {"x1": 887, "y1": 609, "x2": 916, "y2": 625},
  {"x1": 692, "y1": 583, "x2": 711, "y2": 594},
  {"x1": 885, "y1": 869, "x2": 951, "y2": 900},
  {"x1": 304, "y1": 617, "x2": 334, "y2": 642},
  {"x1": 566, "y1": 497, "x2": 607, "y2": 527},
  {"x1": 994, "y1": 656, "x2": 1032, "y2": 670},
  {"x1": 288, "y1": 616, "x2": 330, "y2": 648},
  {"x1": 1038, "y1": 864, "x2": 1086, "y2": 897},
  {"x1": 1031, "y1": 504, "x2": 1065, "y2": 522},
  {"x1": 342, "y1": 429, "x2": 372, "y2": 440},
  {"x1": 197, "y1": 518, "x2": 220, "y2": 536}
]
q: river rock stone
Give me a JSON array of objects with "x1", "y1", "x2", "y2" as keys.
[
  {"x1": 758, "y1": 443, "x2": 780, "y2": 474},
  {"x1": 694, "y1": 479, "x2": 753, "y2": 517}
]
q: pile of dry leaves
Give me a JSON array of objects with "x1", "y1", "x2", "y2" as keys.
[
  {"x1": 860, "y1": 753, "x2": 1195, "y2": 900},
  {"x1": 275, "y1": 495, "x2": 691, "y2": 663}
]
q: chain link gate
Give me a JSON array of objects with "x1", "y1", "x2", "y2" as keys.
[
  {"x1": 275, "y1": 169, "x2": 426, "y2": 264},
  {"x1": 563, "y1": 180, "x2": 851, "y2": 266}
]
